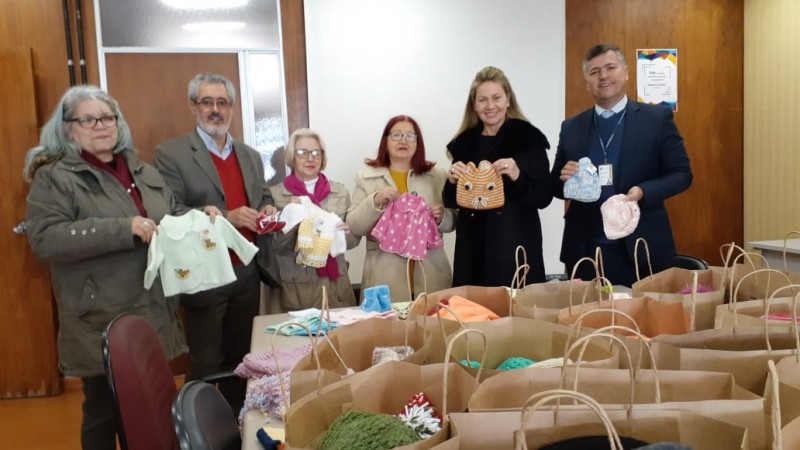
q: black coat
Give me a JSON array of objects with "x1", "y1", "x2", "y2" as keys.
[{"x1": 443, "y1": 118, "x2": 553, "y2": 287}]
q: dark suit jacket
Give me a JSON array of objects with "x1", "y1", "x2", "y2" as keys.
[
  {"x1": 550, "y1": 99, "x2": 692, "y2": 273},
  {"x1": 154, "y1": 129, "x2": 273, "y2": 213}
]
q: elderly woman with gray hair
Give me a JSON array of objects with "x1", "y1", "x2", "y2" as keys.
[
  {"x1": 265, "y1": 128, "x2": 359, "y2": 312},
  {"x1": 23, "y1": 85, "x2": 218, "y2": 450}
]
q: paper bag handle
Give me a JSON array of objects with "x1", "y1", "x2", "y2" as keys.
[
  {"x1": 509, "y1": 263, "x2": 530, "y2": 317},
  {"x1": 725, "y1": 248, "x2": 767, "y2": 292},
  {"x1": 568, "y1": 274, "x2": 612, "y2": 314},
  {"x1": 569, "y1": 255, "x2": 600, "y2": 282},
  {"x1": 443, "y1": 328, "x2": 487, "y2": 415},
  {"x1": 514, "y1": 245, "x2": 529, "y2": 289},
  {"x1": 566, "y1": 326, "x2": 661, "y2": 406},
  {"x1": 406, "y1": 256, "x2": 428, "y2": 302},
  {"x1": 270, "y1": 321, "x2": 323, "y2": 418},
  {"x1": 633, "y1": 238, "x2": 655, "y2": 287},
  {"x1": 731, "y1": 268, "x2": 792, "y2": 326},
  {"x1": 720, "y1": 242, "x2": 740, "y2": 269},
  {"x1": 564, "y1": 306, "x2": 642, "y2": 363},
  {"x1": 782, "y1": 231, "x2": 800, "y2": 275},
  {"x1": 312, "y1": 286, "x2": 353, "y2": 373},
  {"x1": 767, "y1": 360, "x2": 783, "y2": 450},
  {"x1": 515, "y1": 389, "x2": 623, "y2": 450},
  {"x1": 594, "y1": 246, "x2": 607, "y2": 281},
  {"x1": 761, "y1": 284, "x2": 800, "y2": 352}
]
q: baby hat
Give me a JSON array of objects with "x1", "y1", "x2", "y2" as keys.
[
  {"x1": 600, "y1": 193, "x2": 640, "y2": 239},
  {"x1": 563, "y1": 157, "x2": 601, "y2": 202}
]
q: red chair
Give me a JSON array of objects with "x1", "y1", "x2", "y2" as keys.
[{"x1": 102, "y1": 314, "x2": 178, "y2": 450}]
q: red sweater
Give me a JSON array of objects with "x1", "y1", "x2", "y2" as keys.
[{"x1": 210, "y1": 151, "x2": 255, "y2": 265}]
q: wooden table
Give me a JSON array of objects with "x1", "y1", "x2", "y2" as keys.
[{"x1": 241, "y1": 313, "x2": 311, "y2": 450}]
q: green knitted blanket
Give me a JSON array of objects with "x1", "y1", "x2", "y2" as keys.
[{"x1": 318, "y1": 410, "x2": 422, "y2": 450}]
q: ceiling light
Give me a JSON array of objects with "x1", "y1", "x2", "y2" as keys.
[
  {"x1": 182, "y1": 21, "x2": 246, "y2": 32},
  {"x1": 161, "y1": 0, "x2": 248, "y2": 10}
]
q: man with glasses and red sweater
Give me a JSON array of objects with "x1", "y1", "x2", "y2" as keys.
[{"x1": 155, "y1": 73, "x2": 275, "y2": 405}]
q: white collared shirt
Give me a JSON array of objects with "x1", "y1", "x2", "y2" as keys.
[
  {"x1": 594, "y1": 96, "x2": 628, "y2": 117},
  {"x1": 196, "y1": 126, "x2": 234, "y2": 160}
]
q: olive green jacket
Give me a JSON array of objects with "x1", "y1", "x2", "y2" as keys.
[{"x1": 25, "y1": 150, "x2": 187, "y2": 376}]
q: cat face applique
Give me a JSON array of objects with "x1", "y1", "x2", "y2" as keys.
[{"x1": 456, "y1": 160, "x2": 505, "y2": 210}]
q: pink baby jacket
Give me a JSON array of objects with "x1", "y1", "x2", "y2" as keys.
[{"x1": 370, "y1": 193, "x2": 443, "y2": 261}]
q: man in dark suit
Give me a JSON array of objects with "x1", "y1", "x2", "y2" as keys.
[
  {"x1": 155, "y1": 73, "x2": 275, "y2": 394},
  {"x1": 551, "y1": 44, "x2": 692, "y2": 286}
]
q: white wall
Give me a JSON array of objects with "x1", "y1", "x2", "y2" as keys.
[{"x1": 304, "y1": 0, "x2": 566, "y2": 284}]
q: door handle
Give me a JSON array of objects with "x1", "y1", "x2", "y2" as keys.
[{"x1": 12, "y1": 221, "x2": 26, "y2": 235}]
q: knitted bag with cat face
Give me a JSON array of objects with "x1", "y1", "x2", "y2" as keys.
[{"x1": 456, "y1": 160, "x2": 505, "y2": 210}]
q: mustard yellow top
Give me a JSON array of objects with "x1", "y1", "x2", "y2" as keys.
[{"x1": 389, "y1": 169, "x2": 409, "y2": 194}]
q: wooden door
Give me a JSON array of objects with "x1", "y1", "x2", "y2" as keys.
[
  {"x1": 0, "y1": 48, "x2": 61, "y2": 397},
  {"x1": 105, "y1": 53, "x2": 242, "y2": 164}
]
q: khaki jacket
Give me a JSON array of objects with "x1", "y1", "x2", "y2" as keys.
[
  {"x1": 267, "y1": 180, "x2": 359, "y2": 312},
  {"x1": 25, "y1": 150, "x2": 187, "y2": 377},
  {"x1": 347, "y1": 165, "x2": 455, "y2": 301}
]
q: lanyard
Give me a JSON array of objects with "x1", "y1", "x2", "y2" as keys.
[{"x1": 596, "y1": 109, "x2": 627, "y2": 164}]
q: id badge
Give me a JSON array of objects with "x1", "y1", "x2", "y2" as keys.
[{"x1": 598, "y1": 164, "x2": 613, "y2": 186}]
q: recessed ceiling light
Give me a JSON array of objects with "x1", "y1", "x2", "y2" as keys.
[
  {"x1": 161, "y1": 0, "x2": 248, "y2": 10},
  {"x1": 182, "y1": 21, "x2": 246, "y2": 32}
]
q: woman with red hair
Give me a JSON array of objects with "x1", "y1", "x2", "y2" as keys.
[{"x1": 347, "y1": 115, "x2": 455, "y2": 302}]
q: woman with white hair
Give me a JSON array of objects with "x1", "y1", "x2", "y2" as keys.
[
  {"x1": 23, "y1": 85, "x2": 217, "y2": 449},
  {"x1": 266, "y1": 128, "x2": 359, "y2": 312}
]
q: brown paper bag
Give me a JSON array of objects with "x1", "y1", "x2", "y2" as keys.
[
  {"x1": 515, "y1": 390, "x2": 750, "y2": 450},
  {"x1": 557, "y1": 296, "x2": 691, "y2": 338},
  {"x1": 285, "y1": 286, "x2": 358, "y2": 399},
  {"x1": 468, "y1": 328, "x2": 750, "y2": 412},
  {"x1": 773, "y1": 353, "x2": 800, "y2": 427},
  {"x1": 714, "y1": 270, "x2": 799, "y2": 329},
  {"x1": 633, "y1": 268, "x2": 724, "y2": 330},
  {"x1": 512, "y1": 255, "x2": 604, "y2": 323},
  {"x1": 712, "y1": 242, "x2": 800, "y2": 302},
  {"x1": 445, "y1": 316, "x2": 620, "y2": 379},
  {"x1": 437, "y1": 390, "x2": 749, "y2": 450},
  {"x1": 652, "y1": 325, "x2": 800, "y2": 395},
  {"x1": 285, "y1": 329, "x2": 484, "y2": 450},
  {"x1": 267, "y1": 322, "x2": 346, "y2": 408},
  {"x1": 404, "y1": 293, "x2": 463, "y2": 366},
  {"x1": 781, "y1": 416, "x2": 800, "y2": 450},
  {"x1": 292, "y1": 317, "x2": 433, "y2": 375},
  {"x1": 631, "y1": 238, "x2": 724, "y2": 330},
  {"x1": 409, "y1": 285, "x2": 513, "y2": 319}
]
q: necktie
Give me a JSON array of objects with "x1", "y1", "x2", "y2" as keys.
[{"x1": 600, "y1": 110, "x2": 615, "y2": 119}]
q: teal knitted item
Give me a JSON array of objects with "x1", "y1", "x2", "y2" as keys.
[
  {"x1": 459, "y1": 359, "x2": 481, "y2": 369},
  {"x1": 496, "y1": 357, "x2": 535, "y2": 371},
  {"x1": 318, "y1": 410, "x2": 421, "y2": 450}
]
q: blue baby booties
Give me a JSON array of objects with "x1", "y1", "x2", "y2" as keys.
[
  {"x1": 360, "y1": 287, "x2": 382, "y2": 313},
  {"x1": 376, "y1": 285, "x2": 391, "y2": 311}
]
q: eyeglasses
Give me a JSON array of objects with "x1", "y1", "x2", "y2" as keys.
[
  {"x1": 195, "y1": 98, "x2": 232, "y2": 110},
  {"x1": 388, "y1": 131, "x2": 418, "y2": 142},
  {"x1": 64, "y1": 114, "x2": 118, "y2": 129},
  {"x1": 296, "y1": 148, "x2": 324, "y2": 160}
]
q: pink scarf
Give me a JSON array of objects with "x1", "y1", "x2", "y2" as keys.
[{"x1": 282, "y1": 173, "x2": 340, "y2": 281}]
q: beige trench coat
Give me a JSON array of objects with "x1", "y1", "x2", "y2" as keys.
[
  {"x1": 25, "y1": 150, "x2": 188, "y2": 377},
  {"x1": 267, "y1": 180, "x2": 359, "y2": 312},
  {"x1": 347, "y1": 165, "x2": 455, "y2": 301}
]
